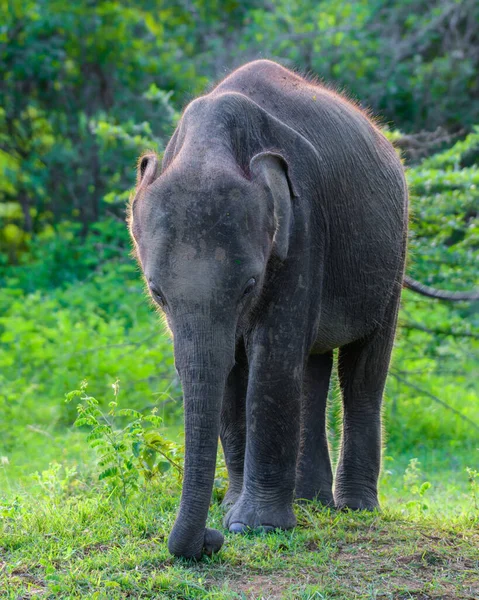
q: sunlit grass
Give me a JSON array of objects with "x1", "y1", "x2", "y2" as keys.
[{"x1": 1, "y1": 456, "x2": 478, "y2": 599}]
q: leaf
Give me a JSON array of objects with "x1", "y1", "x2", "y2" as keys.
[
  {"x1": 141, "y1": 447, "x2": 157, "y2": 471},
  {"x1": 144, "y1": 431, "x2": 165, "y2": 447},
  {"x1": 158, "y1": 461, "x2": 171, "y2": 473},
  {"x1": 419, "y1": 481, "x2": 432, "y2": 496},
  {"x1": 98, "y1": 467, "x2": 119, "y2": 480},
  {"x1": 132, "y1": 441, "x2": 142, "y2": 458},
  {"x1": 89, "y1": 439, "x2": 107, "y2": 449},
  {"x1": 117, "y1": 408, "x2": 142, "y2": 418},
  {"x1": 74, "y1": 417, "x2": 94, "y2": 427}
]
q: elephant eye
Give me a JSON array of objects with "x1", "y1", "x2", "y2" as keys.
[
  {"x1": 150, "y1": 285, "x2": 166, "y2": 307},
  {"x1": 242, "y1": 277, "x2": 256, "y2": 297}
]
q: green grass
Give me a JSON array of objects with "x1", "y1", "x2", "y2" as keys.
[
  {"x1": 1, "y1": 471, "x2": 478, "y2": 599},
  {"x1": 0, "y1": 351, "x2": 477, "y2": 598},
  {"x1": 1, "y1": 434, "x2": 478, "y2": 599}
]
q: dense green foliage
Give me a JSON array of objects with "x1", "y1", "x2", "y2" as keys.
[{"x1": 2, "y1": 0, "x2": 479, "y2": 246}]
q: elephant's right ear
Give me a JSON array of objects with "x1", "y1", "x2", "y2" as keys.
[
  {"x1": 136, "y1": 152, "x2": 159, "y2": 188},
  {"x1": 129, "y1": 153, "x2": 159, "y2": 243}
]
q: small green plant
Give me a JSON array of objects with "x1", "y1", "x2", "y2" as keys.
[
  {"x1": 212, "y1": 450, "x2": 229, "y2": 504},
  {"x1": 32, "y1": 462, "x2": 78, "y2": 502},
  {"x1": 0, "y1": 496, "x2": 22, "y2": 520},
  {"x1": 403, "y1": 458, "x2": 432, "y2": 514},
  {"x1": 66, "y1": 380, "x2": 183, "y2": 507},
  {"x1": 466, "y1": 467, "x2": 478, "y2": 511}
]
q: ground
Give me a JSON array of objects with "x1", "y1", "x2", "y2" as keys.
[{"x1": 1, "y1": 448, "x2": 478, "y2": 599}]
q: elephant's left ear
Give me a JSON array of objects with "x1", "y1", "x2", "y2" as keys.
[{"x1": 249, "y1": 152, "x2": 298, "y2": 261}]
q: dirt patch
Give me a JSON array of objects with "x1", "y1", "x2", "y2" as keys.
[
  {"x1": 396, "y1": 549, "x2": 447, "y2": 566},
  {"x1": 226, "y1": 574, "x2": 296, "y2": 599},
  {"x1": 332, "y1": 543, "x2": 479, "y2": 599},
  {"x1": 80, "y1": 542, "x2": 115, "y2": 556},
  {"x1": 397, "y1": 549, "x2": 478, "y2": 572},
  {"x1": 3, "y1": 570, "x2": 47, "y2": 598}
]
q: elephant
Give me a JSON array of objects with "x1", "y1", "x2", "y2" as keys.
[{"x1": 128, "y1": 59, "x2": 478, "y2": 560}]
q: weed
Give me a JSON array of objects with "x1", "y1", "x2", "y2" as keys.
[
  {"x1": 66, "y1": 380, "x2": 183, "y2": 507},
  {"x1": 403, "y1": 458, "x2": 432, "y2": 514},
  {"x1": 32, "y1": 462, "x2": 78, "y2": 501},
  {"x1": 466, "y1": 467, "x2": 478, "y2": 511}
]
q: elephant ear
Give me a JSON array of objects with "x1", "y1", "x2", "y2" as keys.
[
  {"x1": 249, "y1": 152, "x2": 298, "y2": 261},
  {"x1": 136, "y1": 152, "x2": 159, "y2": 188},
  {"x1": 129, "y1": 153, "x2": 159, "y2": 241}
]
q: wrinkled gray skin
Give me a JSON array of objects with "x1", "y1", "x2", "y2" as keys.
[{"x1": 129, "y1": 60, "x2": 409, "y2": 560}]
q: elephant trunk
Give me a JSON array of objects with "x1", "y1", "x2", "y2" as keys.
[{"x1": 167, "y1": 317, "x2": 234, "y2": 559}]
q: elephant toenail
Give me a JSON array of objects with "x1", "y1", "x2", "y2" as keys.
[{"x1": 229, "y1": 522, "x2": 248, "y2": 534}]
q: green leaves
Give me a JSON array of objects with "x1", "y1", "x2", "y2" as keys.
[
  {"x1": 402, "y1": 459, "x2": 433, "y2": 513},
  {"x1": 2, "y1": 0, "x2": 479, "y2": 263},
  {"x1": 1, "y1": 0, "x2": 187, "y2": 246},
  {"x1": 67, "y1": 380, "x2": 183, "y2": 507},
  {"x1": 384, "y1": 126, "x2": 479, "y2": 453},
  {"x1": 98, "y1": 467, "x2": 119, "y2": 481}
]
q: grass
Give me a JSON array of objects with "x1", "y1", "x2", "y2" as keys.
[
  {"x1": 0, "y1": 330, "x2": 476, "y2": 599},
  {"x1": 1, "y1": 438, "x2": 478, "y2": 599},
  {"x1": 1, "y1": 488, "x2": 478, "y2": 599}
]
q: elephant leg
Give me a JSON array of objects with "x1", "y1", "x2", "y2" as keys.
[
  {"x1": 224, "y1": 338, "x2": 303, "y2": 533},
  {"x1": 295, "y1": 351, "x2": 334, "y2": 505},
  {"x1": 335, "y1": 289, "x2": 401, "y2": 510},
  {"x1": 220, "y1": 339, "x2": 248, "y2": 507}
]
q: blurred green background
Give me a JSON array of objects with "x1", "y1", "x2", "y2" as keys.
[{"x1": 0, "y1": 0, "x2": 478, "y2": 510}]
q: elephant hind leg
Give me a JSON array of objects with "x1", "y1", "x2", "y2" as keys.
[
  {"x1": 295, "y1": 351, "x2": 334, "y2": 505},
  {"x1": 335, "y1": 288, "x2": 401, "y2": 511}
]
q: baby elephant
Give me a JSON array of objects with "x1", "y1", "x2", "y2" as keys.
[{"x1": 128, "y1": 59, "x2": 407, "y2": 559}]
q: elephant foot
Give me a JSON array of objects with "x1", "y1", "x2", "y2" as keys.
[
  {"x1": 221, "y1": 485, "x2": 242, "y2": 508},
  {"x1": 168, "y1": 527, "x2": 224, "y2": 559},
  {"x1": 334, "y1": 487, "x2": 379, "y2": 511},
  {"x1": 223, "y1": 494, "x2": 296, "y2": 534}
]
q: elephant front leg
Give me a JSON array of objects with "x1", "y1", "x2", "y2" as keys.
[
  {"x1": 220, "y1": 341, "x2": 248, "y2": 507},
  {"x1": 295, "y1": 352, "x2": 334, "y2": 505},
  {"x1": 224, "y1": 340, "x2": 303, "y2": 533}
]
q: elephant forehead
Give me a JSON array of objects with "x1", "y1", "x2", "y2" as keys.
[
  {"x1": 139, "y1": 169, "x2": 269, "y2": 237},
  {"x1": 166, "y1": 200, "x2": 262, "y2": 241},
  {"x1": 144, "y1": 202, "x2": 264, "y2": 263}
]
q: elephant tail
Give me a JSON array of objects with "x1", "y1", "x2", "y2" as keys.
[{"x1": 403, "y1": 275, "x2": 479, "y2": 301}]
